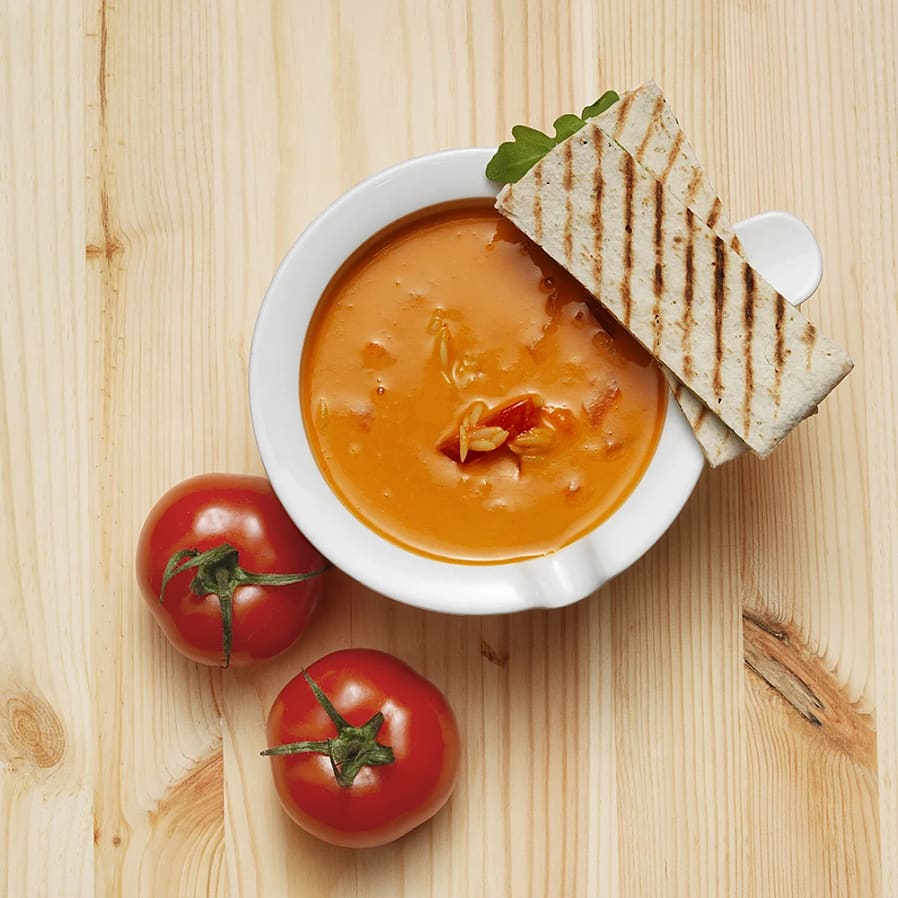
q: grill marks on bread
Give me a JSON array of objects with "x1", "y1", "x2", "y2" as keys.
[
  {"x1": 563, "y1": 141, "x2": 574, "y2": 266},
  {"x1": 684, "y1": 165, "x2": 704, "y2": 209},
  {"x1": 713, "y1": 237, "x2": 727, "y2": 399},
  {"x1": 612, "y1": 90, "x2": 636, "y2": 139},
  {"x1": 774, "y1": 293, "x2": 787, "y2": 406},
  {"x1": 803, "y1": 320, "x2": 817, "y2": 369},
  {"x1": 742, "y1": 261, "x2": 756, "y2": 437},
  {"x1": 682, "y1": 210, "x2": 696, "y2": 380},
  {"x1": 622, "y1": 153, "x2": 635, "y2": 328},
  {"x1": 661, "y1": 132, "x2": 685, "y2": 184},
  {"x1": 707, "y1": 197, "x2": 722, "y2": 230},
  {"x1": 532, "y1": 164, "x2": 544, "y2": 243},
  {"x1": 495, "y1": 121, "x2": 853, "y2": 457},
  {"x1": 635, "y1": 93, "x2": 664, "y2": 161},
  {"x1": 591, "y1": 128, "x2": 604, "y2": 292},
  {"x1": 652, "y1": 180, "x2": 664, "y2": 355},
  {"x1": 592, "y1": 81, "x2": 748, "y2": 465}
]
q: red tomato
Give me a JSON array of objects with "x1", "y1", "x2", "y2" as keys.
[
  {"x1": 264, "y1": 649, "x2": 460, "y2": 848},
  {"x1": 439, "y1": 395, "x2": 542, "y2": 463},
  {"x1": 136, "y1": 474, "x2": 328, "y2": 667}
]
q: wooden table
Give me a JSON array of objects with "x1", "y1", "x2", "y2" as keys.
[{"x1": 2, "y1": 2, "x2": 895, "y2": 895}]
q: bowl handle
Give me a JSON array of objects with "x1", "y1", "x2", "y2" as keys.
[{"x1": 733, "y1": 211, "x2": 823, "y2": 307}]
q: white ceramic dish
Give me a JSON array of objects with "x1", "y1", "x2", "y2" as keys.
[{"x1": 249, "y1": 148, "x2": 821, "y2": 615}]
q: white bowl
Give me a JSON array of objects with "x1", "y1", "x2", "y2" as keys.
[{"x1": 249, "y1": 148, "x2": 820, "y2": 615}]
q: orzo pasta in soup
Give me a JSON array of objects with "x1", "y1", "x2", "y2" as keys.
[{"x1": 301, "y1": 199, "x2": 665, "y2": 562}]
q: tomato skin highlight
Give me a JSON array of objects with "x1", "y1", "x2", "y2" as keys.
[
  {"x1": 265, "y1": 649, "x2": 461, "y2": 848},
  {"x1": 136, "y1": 474, "x2": 326, "y2": 666}
]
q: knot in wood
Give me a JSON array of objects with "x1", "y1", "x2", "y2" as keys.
[{"x1": 0, "y1": 690, "x2": 66, "y2": 769}]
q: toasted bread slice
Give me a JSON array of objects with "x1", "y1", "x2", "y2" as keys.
[
  {"x1": 592, "y1": 81, "x2": 747, "y2": 465},
  {"x1": 496, "y1": 125, "x2": 853, "y2": 457}
]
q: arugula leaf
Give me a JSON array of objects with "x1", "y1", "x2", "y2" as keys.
[
  {"x1": 485, "y1": 91, "x2": 620, "y2": 185},
  {"x1": 485, "y1": 125, "x2": 554, "y2": 184},
  {"x1": 551, "y1": 114, "x2": 586, "y2": 142},
  {"x1": 580, "y1": 90, "x2": 619, "y2": 121}
]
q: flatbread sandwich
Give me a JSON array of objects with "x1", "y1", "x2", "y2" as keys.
[{"x1": 495, "y1": 90, "x2": 853, "y2": 458}]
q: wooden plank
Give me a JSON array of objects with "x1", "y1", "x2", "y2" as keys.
[
  {"x1": 84, "y1": 0, "x2": 227, "y2": 894},
  {"x1": 0, "y1": 3, "x2": 93, "y2": 896},
  {"x1": 854, "y1": 1, "x2": 898, "y2": 893},
  {"x1": 721, "y1": 0, "x2": 883, "y2": 894}
]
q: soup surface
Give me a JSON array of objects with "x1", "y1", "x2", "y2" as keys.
[{"x1": 301, "y1": 200, "x2": 666, "y2": 562}]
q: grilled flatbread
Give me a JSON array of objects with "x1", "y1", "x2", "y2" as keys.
[
  {"x1": 593, "y1": 82, "x2": 748, "y2": 465},
  {"x1": 496, "y1": 124, "x2": 853, "y2": 457}
]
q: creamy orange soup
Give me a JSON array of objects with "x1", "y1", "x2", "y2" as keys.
[{"x1": 301, "y1": 200, "x2": 665, "y2": 562}]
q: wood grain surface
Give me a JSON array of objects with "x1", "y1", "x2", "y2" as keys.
[{"x1": 1, "y1": 1, "x2": 895, "y2": 896}]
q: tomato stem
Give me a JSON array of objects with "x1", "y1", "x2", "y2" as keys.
[
  {"x1": 261, "y1": 669, "x2": 395, "y2": 787},
  {"x1": 158, "y1": 543, "x2": 330, "y2": 668},
  {"x1": 214, "y1": 566, "x2": 234, "y2": 669}
]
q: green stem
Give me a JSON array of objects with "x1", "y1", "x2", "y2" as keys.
[
  {"x1": 260, "y1": 669, "x2": 395, "y2": 787},
  {"x1": 215, "y1": 566, "x2": 234, "y2": 670},
  {"x1": 158, "y1": 543, "x2": 330, "y2": 668}
]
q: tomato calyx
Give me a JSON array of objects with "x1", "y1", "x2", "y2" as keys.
[
  {"x1": 159, "y1": 543, "x2": 330, "y2": 668},
  {"x1": 261, "y1": 669, "x2": 395, "y2": 787}
]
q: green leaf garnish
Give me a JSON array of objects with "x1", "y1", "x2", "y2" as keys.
[
  {"x1": 485, "y1": 91, "x2": 620, "y2": 185},
  {"x1": 579, "y1": 91, "x2": 619, "y2": 121},
  {"x1": 551, "y1": 114, "x2": 586, "y2": 143},
  {"x1": 485, "y1": 125, "x2": 555, "y2": 184}
]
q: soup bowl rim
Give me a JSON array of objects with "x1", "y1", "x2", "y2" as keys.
[{"x1": 249, "y1": 147, "x2": 705, "y2": 615}]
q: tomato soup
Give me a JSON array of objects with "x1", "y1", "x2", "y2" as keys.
[{"x1": 301, "y1": 200, "x2": 666, "y2": 562}]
